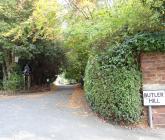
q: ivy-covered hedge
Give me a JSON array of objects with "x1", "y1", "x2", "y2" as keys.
[
  {"x1": 85, "y1": 57, "x2": 142, "y2": 123},
  {"x1": 84, "y1": 31, "x2": 165, "y2": 124}
]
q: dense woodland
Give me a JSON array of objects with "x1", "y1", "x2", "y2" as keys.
[
  {"x1": 0, "y1": 0, "x2": 67, "y2": 88},
  {"x1": 0, "y1": 0, "x2": 164, "y2": 124}
]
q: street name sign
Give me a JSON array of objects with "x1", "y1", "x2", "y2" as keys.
[{"x1": 143, "y1": 90, "x2": 165, "y2": 106}]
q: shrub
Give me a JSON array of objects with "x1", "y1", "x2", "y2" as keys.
[
  {"x1": 84, "y1": 32, "x2": 165, "y2": 124},
  {"x1": 85, "y1": 56, "x2": 142, "y2": 124},
  {"x1": 0, "y1": 80, "x2": 3, "y2": 90},
  {"x1": 3, "y1": 73, "x2": 24, "y2": 91}
]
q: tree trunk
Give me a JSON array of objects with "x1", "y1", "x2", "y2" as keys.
[
  {"x1": 2, "y1": 49, "x2": 14, "y2": 80},
  {"x1": 2, "y1": 60, "x2": 7, "y2": 81}
]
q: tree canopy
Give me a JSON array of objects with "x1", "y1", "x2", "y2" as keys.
[
  {"x1": 0, "y1": 0, "x2": 66, "y2": 89},
  {"x1": 0, "y1": 0, "x2": 164, "y2": 90},
  {"x1": 63, "y1": 0, "x2": 164, "y2": 82}
]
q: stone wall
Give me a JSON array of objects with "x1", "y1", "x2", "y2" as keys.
[{"x1": 141, "y1": 53, "x2": 165, "y2": 127}]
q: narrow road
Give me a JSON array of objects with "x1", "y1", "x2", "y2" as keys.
[{"x1": 0, "y1": 85, "x2": 164, "y2": 140}]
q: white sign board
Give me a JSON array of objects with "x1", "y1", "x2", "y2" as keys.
[
  {"x1": 15, "y1": 56, "x2": 19, "y2": 63},
  {"x1": 143, "y1": 90, "x2": 165, "y2": 106}
]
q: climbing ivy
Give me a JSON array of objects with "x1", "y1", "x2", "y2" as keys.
[
  {"x1": 84, "y1": 31, "x2": 165, "y2": 124},
  {"x1": 101, "y1": 31, "x2": 165, "y2": 69}
]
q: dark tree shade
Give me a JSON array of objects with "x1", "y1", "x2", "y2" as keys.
[{"x1": 18, "y1": 42, "x2": 67, "y2": 86}]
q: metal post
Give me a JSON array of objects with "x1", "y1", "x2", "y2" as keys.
[
  {"x1": 24, "y1": 75, "x2": 26, "y2": 90},
  {"x1": 27, "y1": 75, "x2": 30, "y2": 91},
  {"x1": 148, "y1": 106, "x2": 153, "y2": 128}
]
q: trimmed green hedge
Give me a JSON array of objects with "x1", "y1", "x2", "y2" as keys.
[
  {"x1": 84, "y1": 32, "x2": 165, "y2": 124},
  {"x1": 85, "y1": 56, "x2": 142, "y2": 124}
]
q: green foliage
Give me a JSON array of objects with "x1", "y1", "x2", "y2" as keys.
[
  {"x1": 0, "y1": 0, "x2": 66, "y2": 87},
  {"x1": 64, "y1": 18, "x2": 91, "y2": 81},
  {"x1": 84, "y1": 31, "x2": 165, "y2": 124},
  {"x1": 0, "y1": 64, "x2": 2, "y2": 89},
  {"x1": 64, "y1": 58, "x2": 83, "y2": 82},
  {"x1": 106, "y1": 31, "x2": 165, "y2": 69},
  {"x1": 3, "y1": 72, "x2": 24, "y2": 91},
  {"x1": 0, "y1": 0, "x2": 33, "y2": 36},
  {"x1": 90, "y1": 0, "x2": 161, "y2": 46},
  {"x1": 85, "y1": 56, "x2": 142, "y2": 124},
  {"x1": 64, "y1": 0, "x2": 163, "y2": 81},
  {"x1": 141, "y1": 0, "x2": 165, "y2": 23},
  {"x1": 64, "y1": 45, "x2": 89, "y2": 81},
  {"x1": 16, "y1": 41, "x2": 67, "y2": 85},
  {"x1": 0, "y1": 0, "x2": 34, "y2": 84},
  {"x1": 32, "y1": 0, "x2": 60, "y2": 40}
]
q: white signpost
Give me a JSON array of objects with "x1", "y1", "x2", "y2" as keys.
[
  {"x1": 143, "y1": 90, "x2": 165, "y2": 128},
  {"x1": 143, "y1": 90, "x2": 165, "y2": 106}
]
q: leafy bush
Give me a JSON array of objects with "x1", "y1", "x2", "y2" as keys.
[
  {"x1": 84, "y1": 32, "x2": 165, "y2": 124},
  {"x1": 85, "y1": 56, "x2": 142, "y2": 124},
  {"x1": 64, "y1": 46, "x2": 89, "y2": 82},
  {"x1": 3, "y1": 73, "x2": 24, "y2": 91},
  {"x1": 0, "y1": 80, "x2": 3, "y2": 90}
]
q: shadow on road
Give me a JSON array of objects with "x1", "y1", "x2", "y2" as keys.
[{"x1": 56, "y1": 84, "x2": 79, "y2": 92}]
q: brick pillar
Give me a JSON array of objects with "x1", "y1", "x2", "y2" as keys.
[{"x1": 141, "y1": 53, "x2": 165, "y2": 127}]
